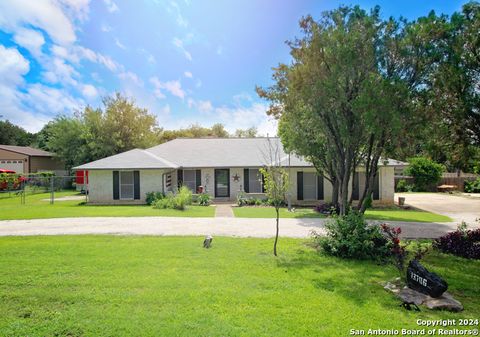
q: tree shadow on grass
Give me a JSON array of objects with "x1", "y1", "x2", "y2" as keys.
[{"x1": 276, "y1": 245, "x2": 393, "y2": 306}]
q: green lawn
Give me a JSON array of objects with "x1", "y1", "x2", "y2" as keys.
[
  {"x1": 233, "y1": 206, "x2": 452, "y2": 222},
  {"x1": 234, "y1": 207, "x2": 325, "y2": 219},
  {"x1": 0, "y1": 191, "x2": 214, "y2": 220},
  {"x1": 0, "y1": 236, "x2": 477, "y2": 336}
]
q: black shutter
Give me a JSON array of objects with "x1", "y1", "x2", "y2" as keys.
[
  {"x1": 317, "y1": 174, "x2": 324, "y2": 200},
  {"x1": 261, "y1": 172, "x2": 265, "y2": 193},
  {"x1": 352, "y1": 172, "x2": 359, "y2": 200},
  {"x1": 196, "y1": 169, "x2": 201, "y2": 192},
  {"x1": 134, "y1": 171, "x2": 140, "y2": 200},
  {"x1": 297, "y1": 171, "x2": 303, "y2": 200},
  {"x1": 373, "y1": 173, "x2": 380, "y2": 200},
  {"x1": 177, "y1": 169, "x2": 183, "y2": 188},
  {"x1": 244, "y1": 168, "x2": 249, "y2": 192},
  {"x1": 113, "y1": 171, "x2": 119, "y2": 200}
]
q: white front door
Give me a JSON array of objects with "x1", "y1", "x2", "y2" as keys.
[{"x1": 0, "y1": 160, "x2": 24, "y2": 173}]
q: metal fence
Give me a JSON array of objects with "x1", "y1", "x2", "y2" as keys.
[{"x1": 0, "y1": 174, "x2": 84, "y2": 204}]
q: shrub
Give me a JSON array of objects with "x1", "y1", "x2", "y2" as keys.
[
  {"x1": 145, "y1": 191, "x2": 164, "y2": 205},
  {"x1": 237, "y1": 192, "x2": 247, "y2": 206},
  {"x1": 314, "y1": 203, "x2": 337, "y2": 215},
  {"x1": 153, "y1": 186, "x2": 192, "y2": 210},
  {"x1": 396, "y1": 179, "x2": 414, "y2": 192},
  {"x1": 405, "y1": 157, "x2": 444, "y2": 191},
  {"x1": 314, "y1": 211, "x2": 390, "y2": 260},
  {"x1": 174, "y1": 186, "x2": 193, "y2": 210},
  {"x1": 464, "y1": 177, "x2": 480, "y2": 193},
  {"x1": 380, "y1": 224, "x2": 409, "y2": 278},
  {"x1": 433, "y1": 222, "x2": 480, "y2": 259},
  {"x1": 197, "y1": 193, "x2": 211, "y2": 206}
]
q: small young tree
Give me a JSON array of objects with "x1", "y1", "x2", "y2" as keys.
[{"x1": 260, "y1": 139, "x2": 290, "y2": 256}]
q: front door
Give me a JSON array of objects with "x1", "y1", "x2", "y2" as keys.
[{"x1": 214, "y1": 169, "x2": 230, "y2": 197}]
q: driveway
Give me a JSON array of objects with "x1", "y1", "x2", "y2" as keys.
[
  {"x1": 0, "y1": 216, "x2": 458, "y2": 239},
  {"x1": 396, "y1": 192, "x2": 480, "y2": 225}
]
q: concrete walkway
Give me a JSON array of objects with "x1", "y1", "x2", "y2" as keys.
[
  {"x1": 0, "y1": 216, "x2": 458, "y2": 239},
  {"x1": 214, "y1": 204, "x2": 234, "y2": 217}
]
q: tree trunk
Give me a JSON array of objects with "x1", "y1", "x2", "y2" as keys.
[
  {"x1": 274, "y1": 207, "x2": 280, "y2": 256},
  {"x1": 331, "y1": 177, "x2": 339, "y2": 208}
]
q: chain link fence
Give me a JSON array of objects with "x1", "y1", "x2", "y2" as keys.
[{"x1": 0, "y1": 173, "x2": 85, "y2": 204}]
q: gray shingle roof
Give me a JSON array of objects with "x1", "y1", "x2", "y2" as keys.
[
  {"x1": 0, "y1": 145, "x2": 54, "y2": 157},
  {"x1": 74, "y1": 149, "x2": 178, "y2": 170},
  {"x1": 147, "y1": 137, "x2": 310, "y2": 168},
  {"x1": 74, "y1": 137, "x2": 404, "y2": 170}
]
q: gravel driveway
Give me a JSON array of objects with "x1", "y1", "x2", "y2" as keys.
[
  {"x1": 0, "y1": 216, "x2": 458, "y2": 239},
  {"x1": 395, "y1": 192, "x2": 480, "y2": 225}
]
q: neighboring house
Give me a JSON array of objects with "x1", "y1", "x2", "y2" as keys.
[
  {"x1": 0, "y1": 145, "x2": 65, "y2": 175},
  {"x1": 74, "y1": 137, "x2": 400, "y2": 205}
]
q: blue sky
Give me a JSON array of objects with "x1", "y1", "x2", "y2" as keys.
[{"x1": 0, "y1": 0, "x2": 467, "y2": 134}]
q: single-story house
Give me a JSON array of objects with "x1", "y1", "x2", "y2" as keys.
[
  {"x1": 0, "y1": 145, "x2": 65, "y2": 175},
  {"x1": 74, "y1": 137, "x2": 401, "y2": 205}
]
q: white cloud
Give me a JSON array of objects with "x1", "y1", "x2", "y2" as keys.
[
  {"x1": 150, "y1": 77, "x2": 186, "y2": 99},
  {"x1": 214, "y1": 102, "x2": 277, "y2": 136},
  {"x1": 101, "y1": 23, "x2": 112, "y2": 32},
  {"x1": 12, "y1": 28, "x2": 45, "y2": 59},
  {"x1": 82, "y1": 84, "x2": 98, "y2": 98},
  {"x1": 0, "y1": 45, "x2": 30, "y2": 84},
  {"x1": 115, "y1": 37, "x2": 126, "y2": 50},
  {"x1": 42, "y1": 57, "x2": 79, "y2": 86},
  {"x1": 172, "y1": 37, "x2": 192, "y2": 61},
  {"x1": 24, "y1": 83, "x2": 84, "y2": 118},
  {"x1": 119, "y1": 71, "x2": 144, "y2": 87},
  {"x1": 187, "y1": 98, "x2": 213, "y2": 113},
  {"x1": 181, "y1": 94, "x2": 277, "y2": 136},
  {"x1": 103, "y1": 0, "x2": 119, "y2": 13},
  {"x1": 0, "y1": 0, "x2": 78, "y2": 46},
  {"x1": 139, "y1": 48, "x2": 156, "y2": 64},
  {"x1": 184, "y1": 71, "x2": 193, "y2": 78}
]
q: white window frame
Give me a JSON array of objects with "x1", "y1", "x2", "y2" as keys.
[
  {"x1": 303, "y1": 172, "x2": 317, "y2": 200},
  {"x1": 119, "y1": 171, "x2": 134, "y2": 200},
  {"x1": 183, "y1": 170, "x2": 197, "y2": 192},
  {"x1": 248, "y1": 168, "x2": 263, "y2": 193}
]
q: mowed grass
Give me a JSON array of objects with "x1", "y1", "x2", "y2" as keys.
[
  {"x1": 233, "y1": 207, "x2": 452, "y2": 222},
  {"x1": 0, "y1": 236, "x2": 478, "y2": 336},
  {"x1": 0, "y1": 191, "x2": 214, "y2": 220},
  {"x1": 233, "y1": 207, "x2": 324, "y2": 218}
]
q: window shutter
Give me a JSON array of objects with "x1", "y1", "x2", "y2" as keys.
[
  {"x1": 134, "y1": 171, "x2": 140, "y2": 200},
  {"x1": 113, "y1": 171, "x2": 119, "y2": 200},
  {"x1": 196, "y1": 169, "x2": 201, "y2": 191},
  {"x1": 317, "y1": 174, "x2": 324, "y2": 200},
  {"x1": 177, "y1": 169, "x2": 183, "y2": 188},
  {"x1": 352, "y1": 172, "x2": 359, "y2": 200},
  {"x1": 373, "y1": 173, "x2": 380, "y2": 200},
  {"x1": 261, "y1": 172, "x2": 265, "y2": 193},
  {"x1": 243, "y1": 168, "x2": 249, "y2": 193},
  {"x1": 297, "y1": 171, "x2": 303, "y2": 200}
]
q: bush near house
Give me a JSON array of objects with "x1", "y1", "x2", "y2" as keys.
[
  {"x1": 197, "y1": 193, "x2": 211, "y2": 206},
  {"x1": 145, "y1": 191, "x2": 165, "y2": 205},
  {"x1": 313, "y1": 212, "x2": 390, "y2": 260},
  {"x1": 405, "y1": 157, "x2": 444, "y2": 191},
  {"x1": 154, "y1": 186, "x2": 192, "y2": 210}
]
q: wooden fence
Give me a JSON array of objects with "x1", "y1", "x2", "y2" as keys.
[{"x1": 395, "y1": 173, "x2": 479, "y2": 192}]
